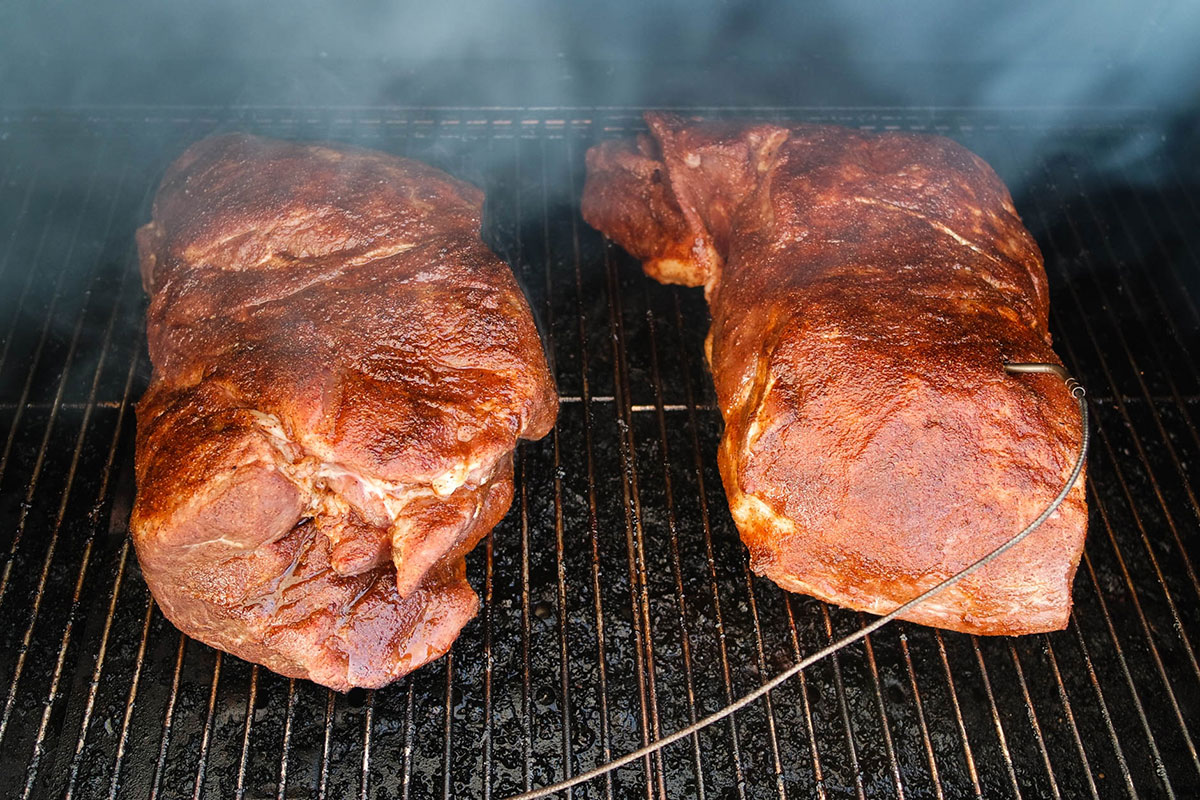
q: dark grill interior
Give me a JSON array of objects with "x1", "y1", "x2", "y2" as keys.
[{"x1": 0, "y1": 108, "x2": 1198, "y2": 799}]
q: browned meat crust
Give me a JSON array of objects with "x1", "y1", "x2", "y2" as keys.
[
  {"x1": 132, "y1": 134, "x2": 557, "y2": 689},
  {"x1": 583, "y1": 113, "x2": 1086, "y2": 635}
]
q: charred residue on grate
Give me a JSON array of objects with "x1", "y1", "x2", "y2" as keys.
[{"x1": 0, "y1": 109, "x2": 1195, "y2": 799}]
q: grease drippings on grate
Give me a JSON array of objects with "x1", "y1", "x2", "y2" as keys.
[{"x1": 0, "y1": 109, "x2": 1195, "y2": 799}]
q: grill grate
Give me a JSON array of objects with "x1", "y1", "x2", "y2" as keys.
[{"x1": 0, "y1": 108, "x2": 1196, "y2": 799}]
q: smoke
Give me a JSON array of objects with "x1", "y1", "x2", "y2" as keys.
[
  {"x1": 1, "y1": 2, "x2": 1196, "y2": 196},
  {"x1": 2, "y1": 2, "x2": 1197, "y2": 111}
]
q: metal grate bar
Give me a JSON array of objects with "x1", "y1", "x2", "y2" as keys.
[
  {"x1": 275, "y1": 680, "x2": 298, "y2": 800},
  {"x1": 91, "y1": 121, "x2": 216, "y2": 800},
  {"x1": 1040, "y1": 638, "x2": 1101, "y2": 800},
  {"x1": 1006, "y1": 642, "x2": 1064, "y2": 800},
  {"x1": 1059, "y1": 176, "x2": 1200, "y2": 614},
  {"x1": 669, "y1": 290, "x2": 756, "y2": 800},
  {"x1": 1067, "y1": 615, "x2": 1139, "y2": 798},
  {"x1": 899, "y1": 633, "x2": 944, "y2": 800},
  {"x1": 982, "y1": 129, "x2": 1200, "y2": 792},
  {"x1": 19, "y1": 162, "x2": 138, "y2": 795},
  {"x1": 515, "y1": 133, "x2": 536, "y2": 796},
  {"x1": 739, "y1": 562, "x2": 791, "y2": 797},
  {"x1": 0, "y1": 178, "x2": 91, "y2": 417},
  {"x1": 1086, "y1": 161, "x2": 1200, "y2": 547},
  {"x1": 0, "y1": 176, "x2": 65, "y2": 524},
  {"x1": 318, "y1": 685, "x2": 334, "y2": 798},
  {"x1": 1092, "y1": 476, "x2": 1200, "y2": 760},
  {"x1": 934, "y1": 632, "x2": 983, "y2": 797},
  {"x1": 1085, "y1": 445, "x2": 1200, "y2": 758},
  {"x1": 859, "y1": 625, "x2": 906, "y2": 798},
  {"x1": 110, "y1": 585, "x2": 157, "y2": 800},
  {"x1": 775, "y1": 605, "x2": 824, "y2": 790},
  {"x1": 234, "y1": 667, "x2": 259, "y2": 799},
  {"x1": 400, "y1": 680, "x2": 415, "y2": 800},
  {"x1": 475, "y1": 126, "x2": 504, "y2": 796},
  {"x1": 641, "y1": 207, "x2": 832, "y2": 797},
  {"x1": 536, "y1": 129, "x2": 577, "y2": 799},
  {"x1": 781, "y1": 585, "x2": 828, "y2": 795},
  {"x1": 440, "y1": 657, "x2": 450, "y2": 799},
  {"x1": 1041, "y1": 225, "x2": 1185, "y2": 781},
  {"x1": 147, "y1": 634, "x2": 189, "y2": 800},
  {"x1": 615, "y1": 128, "x2": 802, "y2": 798},
  {"x1": 65, "y1": 543, "x2": 132, "y2": 799},
  {"x1": 483, "y1": 484, "x2": 497, "y2": 798},
  {"x1": 601, "y1": 234, "x2": 669, "y2": 798},
  {"x1": 26, "y1": 534, "x2": 96, "y2": 797},
  {"x1": 1080, "y1": 542, "x2": 1175, "y2": 796},
  {"x1": 648, "y1": 230, "x2": 864, "y2": 796},
  {"x1": 968, "y1": 639, "x2": 1022, "y2": 797},
  {"x1": 63, "y1": 339, "x2": 143, "y2": 797},
  {"x1": 1022, "y1": 253, "x2": 1190, "y2": 796},
  {"x1": 519, "y1": 386, "x2": 534, "y2": 793},
  {"x1": 1039, "y1": 192, "x2": 1200, "y2": 766},
  {"x1": 819, "y1": 606, "x2": 864, "y2": 799},
  {"x1": 0, "y1": 147, "x2": 121, "y2": 754},
  {"x1": 1049, "y1": 244, "x2": 1186, "y2": 796},
  {"x1": 191, "y1": 651, "x2": 224, "y2": 800},
  {"x1": 1027, "y1": 141, "x2": 1200, "y2": 618},
  {"x1": 564, "y1": 129, "x2": 617, "y2": 800},
  {"x1": 902, "y1": 633, "x2": 974, "y2": 796},
  {"x1": 555, "y1": 395, "x2": 719, "y2": 411},
  {"x1": 640, "y1": 282, "x2": 709, "y2": 798},
  {"x1": 478, "y1": 125, "x2": 500, "y2": 800}
]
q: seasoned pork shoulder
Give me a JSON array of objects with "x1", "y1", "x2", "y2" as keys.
[
  {"x1": 132, "y1": 134, "x2": 557, "y2": 689},
  {"x1": 582, "y1": 113, "x2": 1086, "y2": 635}
]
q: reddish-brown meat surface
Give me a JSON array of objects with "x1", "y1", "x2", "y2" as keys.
[
  {"x1": 132, "y1": 134, "x2": 557, "y2": 689},
  {"x1": 583, "y1": 113, "x2": 1086, "y2": 635}
]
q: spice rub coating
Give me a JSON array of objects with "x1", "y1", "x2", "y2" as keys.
[
  {"x1": 583, "y1": 113, "x2": 1085, "y2": 635},
  {"x1": 133, "y1": 134, "x2": 557, "y2": 689}
]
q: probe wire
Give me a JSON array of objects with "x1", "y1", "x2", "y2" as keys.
[{"x1": 506, "y1": 363, "x2": 1089, "y2": 800}]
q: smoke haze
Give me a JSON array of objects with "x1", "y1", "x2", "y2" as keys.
[
  {"x1": 2, "y1": 1, "x2": 1198, "y2": 114},
  {"x1": 1, "y1": 1, "x2": 1196, "y2": 257}
]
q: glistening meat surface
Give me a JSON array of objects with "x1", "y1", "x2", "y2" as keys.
[
  {"x1": 582, "y1": 113, "x2": 1086, "y2": 635},
  {"x1": 132, "y1": 134, "x2": 557, "y2": 689}
]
